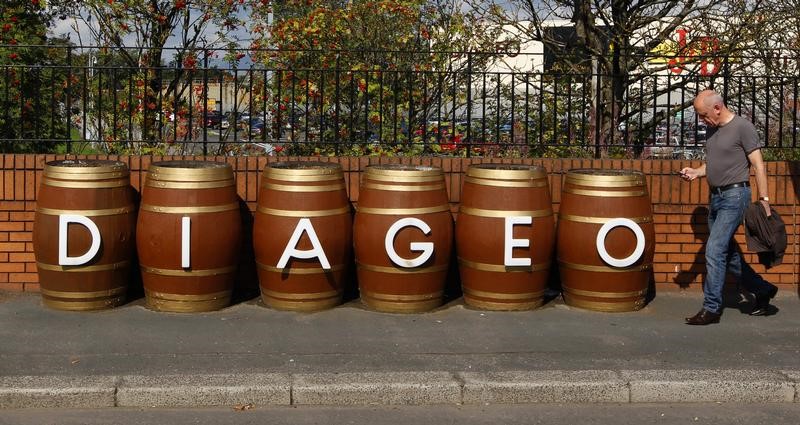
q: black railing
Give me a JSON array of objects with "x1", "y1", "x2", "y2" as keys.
[{"x1": 1, "y1": 46, "x2": 799, "y2": 159}]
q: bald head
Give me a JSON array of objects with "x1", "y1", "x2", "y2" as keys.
[{"x1": 694, "y1": 89, "x2": 732, "y2": 127}]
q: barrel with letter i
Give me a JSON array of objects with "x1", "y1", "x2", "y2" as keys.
[
  {"x1": 557, "y1": 169, "x2": 655, "y2": 312},
  {"x1": 136, "y1": 161, "x2": 242, "y2": 312},
  {"x1": 253, "y1": 162, "x2": 353, "y2": 311},
  {"x1": 353, "y1": 165, "x2": 453, "y2": 313},
  {"x1": 33, "y1": 160, "x2": 137, "y2": 310},
  {"x1": 456, "y1": 164, "x2": 555, "y2": 310}
]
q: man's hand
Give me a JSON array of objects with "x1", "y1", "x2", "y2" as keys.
[
  {"x1": 679, "y1": 167, "x2": 701, "y2": 181},
  {"x1": 759, "y1": 199, "x2": 771, "y2": 217}
]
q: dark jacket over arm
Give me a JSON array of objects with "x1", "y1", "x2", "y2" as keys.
[{"x1": 744, "y1": 203, "x2": 787, "y2": 268}]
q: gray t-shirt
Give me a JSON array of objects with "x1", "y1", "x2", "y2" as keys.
[{"x1": 705, "y1": 115, "x2": 762, "y2": 188}]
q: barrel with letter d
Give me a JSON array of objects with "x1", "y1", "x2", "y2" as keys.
[
  {"x1": 253, "y1": 162, "x2": 352, "y2": 311},
  {"x1": 557, "y1": 169, "x2": 654, "y2": 312},
  {"x1": 33, "y1": 160, "x2": 137, "y2": 310},
  {"x1": 353, "y1": 165, "x2": 453, "y2": 313},
  {"x1": 456, "y1": 164, "x2": 555, "y2": 310},
  {"x1": 136, "y1": 161, "x2": 242, "y2": 312}
]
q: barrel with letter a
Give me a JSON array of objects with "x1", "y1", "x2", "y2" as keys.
[
  {"x1": 456, "y1": 163, "x2": 555, "y2": 310},
  {"x1": 136, "y1": 161, "x2": 242, "y2": 312},
  {"x1": 33, "y1": 160, "x2": 137, "y2": 310},
  {"x1": 353, "y1": 164, "x2": 453, "y2": 313},
  {"x1": 253, "y1": 162, "x2": 352, "y2": 311},
  {"x1": 557, "y1": 169, "x2": 655, "y2": 312}
]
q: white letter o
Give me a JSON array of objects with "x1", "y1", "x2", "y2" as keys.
[{"x1": 595, "y1": 218, "x2": 645, "y2": 268}]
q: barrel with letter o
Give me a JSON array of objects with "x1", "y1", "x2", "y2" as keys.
[
  {"x1": 253, "y1": 162, "x2": 352, "y2": 311},
  {"x1": 353, "y1": 165, "x2": 453, "y2": 313},
  {"x1": 456, "y1": 164, "x2": 555, "y2": 310},
  {"x1": 557, "y1": 169, "x2": 654, "y2": 312},
  {"x1": 136, "y1": 161, "x2": 242, "y2": 312},
  {"x1": 33, "y1": 160, "x2": 137, "y2": 310}
]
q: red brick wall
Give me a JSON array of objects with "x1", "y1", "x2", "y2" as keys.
[{"x1": 1, "y1": 154, "x2": 797, "y2": 293}]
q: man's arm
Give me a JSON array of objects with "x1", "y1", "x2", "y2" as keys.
[
  {"x1": 748, "y1": 148, "x2": 770, "y2": 215},
  {"x1": 679, "y1": 163, "x2": 706, "y2": 181}
]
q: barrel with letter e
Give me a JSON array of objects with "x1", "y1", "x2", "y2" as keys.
[
  {"x1": 253, "y1": 162, "x2": 353, "y2": 311},
  {"x1": 353, "y1": 165, "x2": 453, "y2": 313},
  {"x1": 136, "y1": 161, "x2": 242, "y2": 312},
  {"x1": 557, "y1": 169, "x2": 655, "y2": 312},
  {"x1": 33, "y1": 160, "x2": 137, "y2": 310},
  {"x1": 456, "y1": 164, "x2": 555, "y2": 310}
]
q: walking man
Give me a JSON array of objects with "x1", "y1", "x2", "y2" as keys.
[{"x1": 679, "y1": 89, "x2": 778, "y2": 325}]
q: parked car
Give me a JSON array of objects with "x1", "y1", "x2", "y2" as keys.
[{"x1": 203, "y1": 111, "x2": 226, "y2": 129}]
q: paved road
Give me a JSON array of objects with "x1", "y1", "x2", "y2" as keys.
[{"x1": 2, "y1": 404, "x2": 800, "y2": 425}]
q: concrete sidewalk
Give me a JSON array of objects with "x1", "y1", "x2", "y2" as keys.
[{"x1": 1, "y1": 290, "x2": 799, "y2": 408}]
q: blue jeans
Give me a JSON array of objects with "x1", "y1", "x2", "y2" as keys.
[{"x1": 704, "y1": 186, "x2": 777, "y2": 313}]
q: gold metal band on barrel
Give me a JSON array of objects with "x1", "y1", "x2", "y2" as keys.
[
  {"x1": 365, "y1": 174, "x2": 443, "y2": 183},
  {"x1": 458, "y1": 258, "x2": 550, "y2": 272},
  {"x1": 562, "y1": 286, "x2": 648, "y2": 299},
  {"x1": 37, "y1": 260, "x2": 130, "y2": 272},
  {"x1": 262, "y1": 182, "x2": 346, "y2": 192},
  {"x1": 140, "y1": 265, "x2": 237, "y2": 277},
  {"x1": 257, "y1": 262, "x2": 346, "y2": 274},
  {"x1": 42, "y1": 298, "x2": 125, "y2": 311},
  {"x1": 566, "y1": 171, "x2": 644, "y2": 182},
  {"x1": 257, "y1": 205, "x2": 351, "y2": 217},
  {"x1": 263, "y1": 164, "x2": 341, "y2": 176},
  {"x1": 365, "y1": 167, "x2": 443, "y2": 178},
  {"x1": 42, "y1": 178, "x2": 129, "y2": 189},
  {"x1": 146, "y1": 179, "x2": 235, "y2": 189},
  {"x1": 45, "y1": 162, "x2": 128, "y2": 175},
  {"x1": 260, "y1": 287, "x2": 342, "y2": 300},
  {"x1": 459, "y1": 207, "x2": 552, "y2": 219},
  {"x1": 363, "y1": 183, "x2": 446, "y2": 192},
  {"x1": 558, "y1": 260, "x2": 652, "y2": 272},
  {"x1": 563, "y1": 295, "x2": 645, "y2": 312},
  {"x1": 565, "y1": 179, "x2": 646, "y2": 188},
  {"x1": 462, "y1": 287, "x2": 546, "y2": 300},
  {"x1": 36, "y1": 205, "x2": 137, "y2": 217},
  {"x1": 355, "y1": 205, "x2": 450, "y2": 215},
  {"x1": 467, "y1": 166, "x2": 546, "y2": 180},
  {"x1": 360, "y1": 290, "x2": 443, "y2": 302},
  {"x1": 139, "y1": 203, "x2": 239, "y2": 214},
  {"x1": 145, "y1": 289, "x2": 232, "y2": 302},
  {"x1": 562, "y1": 188, "x2": 647, "y2": 197},
  {"x1": 147, "y1": 166, "x2": 233, "y2": 182},
  {"x1": 557, "y1": 214, "x2": 653, "y2": 224},
  {"x1": 44, "y1": 171, "x2": 129, "y2": 181},
  {"x1": 464, "y1": 177, "x2": 548, "y2": 188},
  {"x1": 357, "y1": 262, "x2": 449, "y2": 274},
  {"x1": 40, "y1": 286, "x2": 127, "y2": 299},
  {"x1": 262, "y1": 174, "x2": 343, "y2": 182}
]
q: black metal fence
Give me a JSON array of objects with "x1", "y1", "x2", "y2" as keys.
[{"x1": 1, "y1": 45, "x2": 799, "y2": 159}]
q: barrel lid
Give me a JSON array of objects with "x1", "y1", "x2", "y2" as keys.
[
  {"x1": 365, "y1": 164, "x2": 443, "y2": 177},
  {"x1": 566, "y1": 168, "x2": 645, "y2": 187},
  {"x1": 263, "y1": 161, "x2": 342, "y2": 177},
  {"x1": 467, "y1": 163, "x2": 546, "y2": 180},
  {"x1": 148, "y1": 160, "x2": 233, "y2": 182},
  {"x1": 45, "y1": 159, "x2": 128, "y2": 174}
]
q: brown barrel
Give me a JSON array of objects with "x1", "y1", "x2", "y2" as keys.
[
  {"x1": 253, "y1": 162, "x2": 353, "y2": 311},
  {"x1": 456, "y1": 164, "x2": 555, "y2": 310},
  {"x1": 353, "y1": 165, "x2": 453, "y2": 313},
  {"x1": 557, "y1": 169, "x2": 655, "y2": 312},
  {"x1": 33, "y1": 160, "x2": 137, "y2": 311},
  {"x1": 136, "y1": 161, "x2": 242, "y2": 312}
]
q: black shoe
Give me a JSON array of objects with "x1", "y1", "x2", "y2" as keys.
[
  {"x1": 750, "y1": 287, "x2": 778, "y2": 316},
  {"x1": 685, "y1": 308, "x2": 721, "y2": 325}
]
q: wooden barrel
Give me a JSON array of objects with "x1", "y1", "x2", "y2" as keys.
[
  {"x1": 353, "y1": 164, "x2": 453, "y2": 313},
  {"x1": 33, "y1": 160, "x2": 137, "y2": 311},
  {"x1": 253, "y1": 162, "x2": 353, "y2": 311},
  {"x1": 456, "y1": 164, "x2": 555, "y2": 310},
  {"x1": 557, "y1": 169, "x2": 655, "y2": 312},
  {"x1": 136, "y1": 161, "x2": 241, "y2": 312}
]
